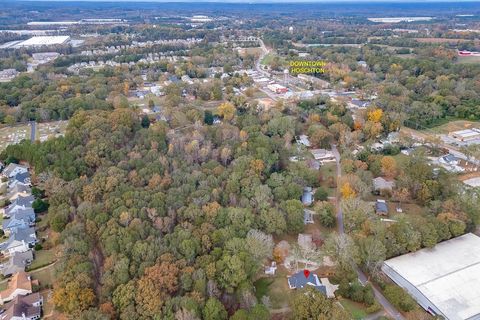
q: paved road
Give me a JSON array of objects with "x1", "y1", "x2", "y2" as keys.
[
  {"x1": 332, "y1": 144, "x2": 405, "y2": 320},
  {"x1": 29, "y1": 120, "x2": 36, "y2": 141}
]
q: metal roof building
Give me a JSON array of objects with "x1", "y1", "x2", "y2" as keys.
[{"x1": 382, "y1": 233, "x2": 480, "y2": 320}]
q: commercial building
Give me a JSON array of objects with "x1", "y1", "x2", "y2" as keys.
[
  {"x1": 449, "y1": 128, "x2": 480, "y2": 142},
  {"x1": 382, "y1": 233, "x2": 480, "y2": 320},
  {"x1": 267, "y1": 83, "x2": 288, "y2": 94}
]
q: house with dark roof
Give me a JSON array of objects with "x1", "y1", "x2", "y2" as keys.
[
  {"x1": 1, "y1": 251, "x2": 33, "y2": 277},
  {"x1": 2, "y1": 164, "x2": 28, "y2": 179},
  {"x1": 1, "y1": 292, "x2": 42, "y2": 320},
  {"x1": 375, "y1": 199, "x2": 388, "y2": 216},
  {"x1": 9, "y1": 172, "x2": 31, "y2": 188},
  {"x1": 287, "y1": 271, "x2": 327, "y2": 294}
]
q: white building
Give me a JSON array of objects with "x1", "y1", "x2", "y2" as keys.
[
  {"x1": 450, "y1": 128, "x2": 480, "y2": 142},
  {"x1": 382, "y1": 233, "x2": 480, "y2": 320}
]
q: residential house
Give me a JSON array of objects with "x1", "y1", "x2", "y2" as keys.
[
  {"x1": 304, "y1": 209, "x2": 315, "y2": 224},
  {"x1": 7, "y1": 184, "x2": 31, "y2": 202},
  {"x1": 0, "y1": 272, "x2": 37, "y2": 304},
  {"x1": 297, "y1": 135, "x2": 311, "y2": 148},
  {"x1": 1, "y1": 292, "x2": 42, "y2": 320},
  {"x1": 348, "y1": 99, "x2": 370, "y2": 109},
  {"x1": 3, "y1": 208, "x2": 36, "y2": 234},
  {"x1": 302, "y1": 187, "x2": 313, "y2": 206},
  {"x1": 9, "y1": 172, "x2": 31, "y2": 188},
  {"x1": 287, "y1": 271, "x2": 327, "y2": 294},
  {"x1": 440, "y1": 154, "x2": 459, "y2": 166},
  {"x1": 372, "y1": 177, "x2": 395, "y2": 194},
  {"x1": 375, "y1": 199, "x2": 388, "y2": 216},
  {"x1": 1, "y1": 251, "x2": 33, "y2": 277},
  {"x1": 310, "y1": 149, "x2": 335, "y2": 164},
  {"x1": 3, "y1": 196, "x2": 35, "y2": 218},
  {"x1": 0, "y1": 228, "x2": 37, "y2": 256},
  {"x1": 2, "y1": 164, "x2": 28, "y2": 179}
]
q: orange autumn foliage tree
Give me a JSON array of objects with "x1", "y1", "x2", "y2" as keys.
[{"x1": 135, "y1": 255, "x2": 181, "y2": 318}]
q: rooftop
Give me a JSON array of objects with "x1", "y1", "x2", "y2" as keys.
[{"x1": 383, "y1": 233, "x2": 480, "y2": 320}]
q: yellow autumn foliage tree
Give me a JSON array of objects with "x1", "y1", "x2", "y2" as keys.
[
  {"x1": 367, "y1": 108, "x2": 383, "y2": 123},
  {"x1": 217, "y1": 102, "x2": 235, "y2": 121},
  {"x1": 340, "y1": 182, "x2": 356, "y2": 199}
]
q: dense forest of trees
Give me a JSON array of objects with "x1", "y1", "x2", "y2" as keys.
[{"x1": 2, "y1": 103, "x2": 328, "y2": 318}]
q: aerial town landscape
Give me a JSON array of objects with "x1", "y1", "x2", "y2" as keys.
[{"x1": 0, "y1": 1, "x2": 480, "y2": 319}]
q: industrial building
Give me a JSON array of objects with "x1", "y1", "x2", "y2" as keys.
[
  {"x1": 382, "y1": 233, "x2": 480, "y2": 320},
  {"x1": 2, "y1": 36, "x2": 71, "y2": 49}
]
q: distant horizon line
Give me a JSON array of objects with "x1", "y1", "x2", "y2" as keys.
[{"x1": 9, "y1": 0, "x2": 480, "y2": 3}]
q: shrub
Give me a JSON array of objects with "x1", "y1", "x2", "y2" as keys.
[
  {"x1": 384, "y1": 284, "x2": 416, "y2": 312},
  {"x1": 314, "y1": 187, "x2": 329, "y2": 201}
]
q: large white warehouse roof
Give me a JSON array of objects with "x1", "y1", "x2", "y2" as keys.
[
  {"x1": 383, "y1": 233, "x2": 480, "y2": 320},
  {"x1": 15, "y1": 36, "x2": 70, "y2": 47}
]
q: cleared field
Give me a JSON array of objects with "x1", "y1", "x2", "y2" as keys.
[
  {"x1": 414, "y1": 38, "x2": 478, "y2": 44},
  {"x1": 0, "y1": 120, "x2": 68, "y2": 151},
  {"x1": 37, "y1": 121, "x2": 68, "y2": 142},
  {"x1": 423, "y1": 119, "x2": 480, "y2": 134},
  {"x1": 0, "y1": 124, "x2": 30, "y2": 151},
  {"x1": 457, "y1": 55, "x2": 480, "y2": 64}
]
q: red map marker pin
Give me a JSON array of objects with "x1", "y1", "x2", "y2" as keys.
[{"x1": 303, "y1": 269, "x2": 310, "y2": 278}]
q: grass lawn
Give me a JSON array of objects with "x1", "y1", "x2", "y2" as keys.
[
  {"x1": 260, "y1": 53, "x2": 275, "y2": 65},
  {"x1": 339, "y1": 299, "x2": 368, "y2": 320},
  {"x1": 0, "y1": 280, "x2": 8, "y2": 291},
  {"x1": 255, "y1": 268, "x2": 292, "y2": 309},
  {"x1": 29, "y1": 249, "x2": 56, "y2": 270},
  {"x1": 31, "y1": 264, "x2": 55, "y2": 287},
  {"x1": 457, "y1": 55, "x2": 480, "y2": 64},
  {"x1": 392, "y1": 153, "x2": 410, "y2": 167},
  {"x1": 40, "y1": 289, "x2": 54, "y2": 316},
  {"x1": 254, "y1": 277, "x2": 274, "y2": 301},
  {"x1": 422, "y1": 119, "x2": 480, "y2": 134},
  {"x1": 319, "y1": 163, "x2": 337, "y2": 196}
]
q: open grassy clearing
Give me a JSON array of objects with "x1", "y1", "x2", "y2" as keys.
[
  {"x1": 457, "y1": 55, "x2": 480, "y2": 64},
  {"x1": 31, "y1": 264, "x2": 55, "y2": 287},
  {"x1": 29, "y1": 249, "x2": 56, "y2": 270},
  {"x1": 254, "y1": 267, "x2": 292, "y2": 309},
  {"x1": 421, "y1": 119, "x2": 480, "y2": 134},
  {"x1": 339, "y1": 299, "x2": 369, "y2": 320}
]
